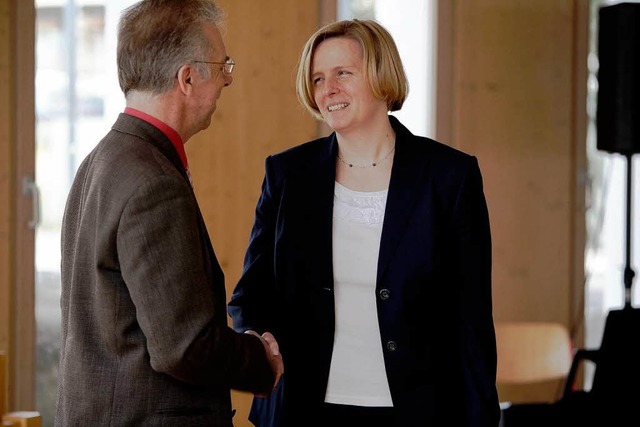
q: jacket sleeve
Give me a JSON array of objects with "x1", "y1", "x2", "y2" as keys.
[
  {"x1": 228, "y1": 155, "x2": 281, "y2": 335},
  {"x1": 451, "y1": 157, "x2": 501, "y2": 426},
  {"x1": 117, "y1": 174, "x2": 275, "y2": 394}
]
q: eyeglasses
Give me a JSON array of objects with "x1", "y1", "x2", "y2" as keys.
[{"x1": 193, "y1": 58, "x2": 235, "y2": 75}]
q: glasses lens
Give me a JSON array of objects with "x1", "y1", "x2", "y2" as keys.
[{"x1": 224, "y1": 60, "x2": 234, "y2": 75}]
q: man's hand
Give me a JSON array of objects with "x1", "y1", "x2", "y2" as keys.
[{"x1": 245, "y1": 330, "x2": 284, "y2": 395}]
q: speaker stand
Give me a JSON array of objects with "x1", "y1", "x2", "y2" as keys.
[{"x1": 623, "y1": 153, "x2": 636, "y2": 309}]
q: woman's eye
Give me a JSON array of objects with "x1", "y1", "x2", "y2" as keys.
[{"x1": 313, "y1": 77, "x2": 323, "y2": 86}]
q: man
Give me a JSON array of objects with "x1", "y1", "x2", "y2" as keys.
[{"x1": 55, "y1": 1, "x2": 282, "y2": 425}]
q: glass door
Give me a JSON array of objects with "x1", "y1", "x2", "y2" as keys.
[{"x1": 34, "y1": 1, "x2": 137, "y2": 424}]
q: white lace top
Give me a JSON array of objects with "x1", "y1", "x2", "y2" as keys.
[
  {"x1": 332, "y1": 181, "x2": 388, "y2": 226},
  {"x1": 325, "y1": 182, "x2": 393, "y2": 407}
]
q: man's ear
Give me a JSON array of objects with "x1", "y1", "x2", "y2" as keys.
[{"x1": 177, "y1": 64, "x2": 193, "y2": 95}]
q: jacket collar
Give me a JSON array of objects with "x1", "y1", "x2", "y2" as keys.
[{"x1": 111, "y1": 113, "x2": 191, "y2": 187}]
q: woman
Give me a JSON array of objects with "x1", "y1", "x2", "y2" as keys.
[{"x1": 229, "y1": 19, "x2": 500, "y2": 427}]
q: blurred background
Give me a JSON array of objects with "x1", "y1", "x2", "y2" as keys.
[{"x1": 1, "y1": 0, "x2": 639, "y2": 426}]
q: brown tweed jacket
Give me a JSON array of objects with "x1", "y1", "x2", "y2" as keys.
[{"x1": 55, "y1": 113, "x2": 274, "y2": 426}]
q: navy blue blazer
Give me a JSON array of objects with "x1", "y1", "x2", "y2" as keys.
[{"x1": 229, "y1": 116, "x2": 500, "y2": 427}]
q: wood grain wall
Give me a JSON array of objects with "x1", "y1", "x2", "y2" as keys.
[
  {"x1": 439, "y1": 0, "x2": 587, "y2": 326},
  {"x1": 0, "y1": 0, "x2": 14, "y2": 380},
  {"x1": 188, "y1": 0, "x2": 320, "y2": 283},
  {"x1": 1, "y1": 0, "x2": 37, "y2": 411},
  {"x1": 439, "y1": 0, "x2": 588, "y2": 403},
  {"x1": 186, "y1": 1, "x2": 322, "y2": 423}
]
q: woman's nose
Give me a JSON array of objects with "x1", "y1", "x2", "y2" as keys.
[{"x1": 323, "y1": 78, "x2": 337, "y2": 96}]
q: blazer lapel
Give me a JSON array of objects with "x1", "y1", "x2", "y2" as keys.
[
  {"x1": 299, "y1": 133, "x2": 338, "y2": 291},
  {"x1": 112, "y1": 113, "x2": 226, "y2": 307},
  {"x1": 378, "y1": 117, "x2": 429, "y2": 280}
]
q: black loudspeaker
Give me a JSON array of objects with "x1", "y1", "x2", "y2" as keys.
[{"x1": 597, "y1": 2, "x2": 640, "y2": 154}]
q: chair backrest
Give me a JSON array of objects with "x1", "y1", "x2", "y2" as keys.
[
  {"x1": 555, "y1": 307, "x2": 640, "y2": 426},
  {"x1": 590, "y1": 308, "x2": 640, "y2": 401},
  {"x1": 496, "y1": 321, "x2": 573, "y2": 384}
]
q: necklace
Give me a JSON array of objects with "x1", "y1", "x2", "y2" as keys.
[{"x1": 337, "y1": 144, "x2": 396, "y2": 168}]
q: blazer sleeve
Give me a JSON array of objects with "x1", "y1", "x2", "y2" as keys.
[
  {"x1": 117, "y1": 174, "x2": 275, "y2": 394},
  {"x1": 451, "y1": 157, "x2": 500, "y2": 426},
  {"x1": 228, "y1": 155, "x2": 281, "y2": 335}
]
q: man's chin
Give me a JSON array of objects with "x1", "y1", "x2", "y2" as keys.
[{"x1": 200, "y1": 115, "x2": 214, "y2": 132}]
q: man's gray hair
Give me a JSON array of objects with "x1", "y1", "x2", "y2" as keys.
[{"x1": 117, "y1": 0, "x2": 224, "y2": 96}]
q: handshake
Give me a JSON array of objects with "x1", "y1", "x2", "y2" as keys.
[{"x1": 245, "y1": 330, "x2": 284, "y2": 396}]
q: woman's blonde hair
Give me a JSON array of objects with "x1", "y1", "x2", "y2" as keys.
[{"x1": 296, "y1": 19, "x2": 409, "y2": 120}]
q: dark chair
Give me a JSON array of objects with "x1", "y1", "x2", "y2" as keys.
[
  {"x1": 501, "y1": 308, "x2": 640, "y2": 426},
  {"x1": 554, "y1": 307, "x2": 640, "y2": 426}
]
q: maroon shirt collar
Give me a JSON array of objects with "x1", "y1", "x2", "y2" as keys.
[{"x1": 123, "y1": 107, "x2": 189, "y2": 173}]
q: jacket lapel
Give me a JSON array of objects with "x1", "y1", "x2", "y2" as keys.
[
  {"x1": 298, "y1": 133, "x2": 338, "y2": 291},
  {"x1": 112, "y1": 113, "x2": 226, "y2": 307},
  {"x1": 377, "y1": 117, "x2": 429, "y2": 280}
]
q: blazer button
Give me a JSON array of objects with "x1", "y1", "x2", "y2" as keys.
[
  {"x1": 379, "y1": 288, "x2": 390, "y2": 300},
  {"x1": 386, "y1": 341, "x2": 398, "y2": 352}
]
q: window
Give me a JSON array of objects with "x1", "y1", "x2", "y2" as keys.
[{"x1": 35, "y1": 1, "x2": 137, "y2": 424}]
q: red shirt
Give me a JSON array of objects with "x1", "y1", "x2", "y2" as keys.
[{"x1": 124, "y1": 107, "x2": 192, "y2": 186}]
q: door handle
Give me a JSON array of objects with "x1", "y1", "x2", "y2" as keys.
[{"x1": 23, "y1": 175, "x2": 40, "y2": 229}]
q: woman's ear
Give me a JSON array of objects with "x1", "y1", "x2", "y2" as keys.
[{"x1": 177, "y1": 64, "x2": 193, "y2": 95}]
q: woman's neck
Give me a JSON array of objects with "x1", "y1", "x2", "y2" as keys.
[
  {"x1": 335, "y1": 119, "x2": 395, "y2": 164},
  {"x1": 334, "y1": 117, "x2": 396, "y2": 192}
]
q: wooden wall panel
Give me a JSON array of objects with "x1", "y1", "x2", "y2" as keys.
[
  {"x1": 186, "y1": 1, "x2": 321, "y2": 424},
  {"x1": 1, "y1": 0, "x2": 14, "y2": 364},
  {"x1": 0, "y1": 0, "x2": 36, "y2": 411},
  {"x1": 188, "y1": 0, "x2": 319, "y2": 283},
  {"x1": 449, "y1": 0, "x2": 586, "y2": 324},
  {"x1": 13, "y1": 0, "x2": 36, "y2": 411},
  {"x1": 443, "y1": 0, "x2": 588, "y2": 403}
]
